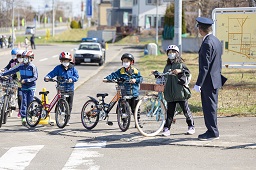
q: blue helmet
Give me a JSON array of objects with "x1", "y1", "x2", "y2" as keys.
[{"x1": 11, "y1": 48, "x2": 19, "y2": 55}]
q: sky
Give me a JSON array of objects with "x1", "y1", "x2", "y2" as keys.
[{"x1": 28, "y1": 0, "x2": 84, "y2": 17}]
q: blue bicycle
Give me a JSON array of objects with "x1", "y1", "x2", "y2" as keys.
[{"x1": 134, "y1": 71, "x2": 174, "y2": 137}]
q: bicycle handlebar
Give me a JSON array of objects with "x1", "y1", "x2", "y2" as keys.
[
  {"x1": 103, "y1": 78, "x2": 131, "y2": 84},
  {"x1": 152, "y1": 70, "x2": 175, "y2": 78}
]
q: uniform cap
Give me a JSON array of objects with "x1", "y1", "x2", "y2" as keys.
[{"x1": 196, "y1": 17, "x2": 213, "y2": 25}]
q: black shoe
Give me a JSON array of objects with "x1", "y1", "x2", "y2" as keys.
[{"x1": 198, "y1": 132, "x2": 219, "y2": 141}]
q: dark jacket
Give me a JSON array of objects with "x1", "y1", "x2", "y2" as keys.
[
  {"x1": 105, "y1": 66, "x2": 143, "y2": 97},
  {"x1": 196, "y1": 34, "x2": 223, "y2": 90},
  {"x1": 163, "y1": 62, "x2": 191, "y2": 102}
]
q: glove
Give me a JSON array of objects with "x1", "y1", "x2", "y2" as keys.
[
  {"x1": 193, "y1": 85, "x2": 201, "y2": 93},
  {"x1": 68, "y1": 78, "x2": 72, "y2": 83}
]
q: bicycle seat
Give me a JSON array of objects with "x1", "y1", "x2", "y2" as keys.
[
  {"x1": 96, "y1": 93, "x2": 108, "y2": 98},
  {"x1": 39, "y1": 91, "x2": 49, "y2": 95}
]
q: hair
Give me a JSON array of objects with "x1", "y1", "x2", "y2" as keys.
[{"x1": 198, "y1": 24, "x2": 212, "y2": 33}]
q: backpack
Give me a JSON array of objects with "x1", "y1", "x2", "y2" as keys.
[{"x1": 181, "y1": 63, "x2": 191, "y2": 87}]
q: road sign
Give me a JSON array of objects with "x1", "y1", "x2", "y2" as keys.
[
  {"x1": 86, "y1": 0, "x2": 92, "y2": 17},
  {"x1": 212, "y1": 7, "x2": 256, "y2": 66}
]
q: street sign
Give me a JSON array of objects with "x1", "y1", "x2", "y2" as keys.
[
  {"x1": 212, "y1": 7, "x2": 256, "y2": 66},
  {"x1": 86, "y1": 0, "x2": 92, "y2": 17}
]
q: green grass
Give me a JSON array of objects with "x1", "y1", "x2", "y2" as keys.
[
  {"x1": 15, "y1": 29, "x2": 88, "y2": 45},
  {"x1": 137, "y1": 53, "x2": 256, "y2": 117}
]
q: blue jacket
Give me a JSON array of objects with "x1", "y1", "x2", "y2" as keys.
[
  {"x1": 105, "y1": 66, "x2": 143, "y2": 97},
  {"x1": 45, "y1": 64, "x2": 79, "y2": 92},
  {"x1": 2, "y1": 62, "x2": 38, "y2": 90}
]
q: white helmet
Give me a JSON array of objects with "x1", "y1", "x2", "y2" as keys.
[
  {"x1": 17, "y1": 50, "x2": 25, "y2": 58},
  {"x1": 166, "y1": 45, "x2": 179, "y2": 53}
]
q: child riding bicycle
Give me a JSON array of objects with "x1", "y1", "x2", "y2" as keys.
[
  {"x1": 0, "y1": 50, "x2": 38, "y2": 126},
  {"x1": 160, "y1": 45, "x2": 195, "y2": 136},
  {"x1": 104, "y1": 53, "x2": 143, "y2": 127},
  {"x1": 44, "y1": 52, "x2": 79, "y2": 125}
]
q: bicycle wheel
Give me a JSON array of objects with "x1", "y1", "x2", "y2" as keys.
[
  {"x1": 26, "y1": 100, "x2": 42, "y2": 127},
  {"x1": 81, "y1": 100, "x2": 99, "y2": 130},
  {"x1": 134, "y1": 96, "x2": 166, "y2": 137},
  {"x1": 2, "y1": 95, "x2": 9, "y2": 124},
  {"x1": 55, "y1": 98, "x2": 70, "y2": 128},
  {"x1": 0, "y1": 97, "x2": 5, "y2": 128},
  {"x1": 116, "y1": 100, "x2": 131, "y2": 132}
]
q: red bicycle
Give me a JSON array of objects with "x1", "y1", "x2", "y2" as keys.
[{"x1": 26, "y1": 78, "x2": 70, "y2": 128}]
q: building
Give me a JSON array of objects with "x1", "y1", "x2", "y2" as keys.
[{"x1": 132, "y1": 0, "x2": 169, "y2": 29}]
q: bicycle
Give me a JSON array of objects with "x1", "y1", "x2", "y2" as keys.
[
  {"x1": 0, "y1": 75, "x2": 18, "y2": 128},
  {"x1": 26, "y1": 78, "x2": 70, "y2": 128},
  {"x1": 81, "y1": 78, "x2": 133, "y2": 132},
  {"x1": 134, "y1": 71, "x2": 176, "y2": 137}
]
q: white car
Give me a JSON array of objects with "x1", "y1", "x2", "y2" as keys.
[{"x1": 74, "y1": 42, "x2": 106, "y2": 66}]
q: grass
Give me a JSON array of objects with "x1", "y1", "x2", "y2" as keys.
[
  {"x1": 137, "y1": 53, "x2": 256, "y2": 117},
  {"x1": 15, "y1": 29, "x2": 88, "y2": 45}
]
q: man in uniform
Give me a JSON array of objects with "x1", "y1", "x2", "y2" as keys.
[{"x1": 193, "y1": 17, "x2": 225, "y2": 140}]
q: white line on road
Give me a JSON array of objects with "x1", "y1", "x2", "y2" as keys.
[
  {"x1": 52, "y1": 55, "x2": 58, "y2": 58},
  {"x1": 62, "y1": 141, "x2": 106, "y2": 170},
  {"x1": 39, "y1": 58, "x2": 48, "y2": 61},
  {"x1": 0, "y1": 145, "x2": 44, "y2": 170}
]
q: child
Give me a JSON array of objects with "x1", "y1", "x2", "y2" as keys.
[
  {"x1": 161, "y1": 45, "x2": 195, "y2": 136},
  {"x1": 104, "y1": 53, "x2": 143, "y2": 127},
  {"x1": 44, "y1": 52, "x2": 79, "y2": 125},
  {"x1": 0, "y1": 50, "x2": 38, "y2": 126}
]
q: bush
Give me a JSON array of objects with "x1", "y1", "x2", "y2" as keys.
[{"x1": 70, "y1": 20, "x2": 80, "y2": 29}]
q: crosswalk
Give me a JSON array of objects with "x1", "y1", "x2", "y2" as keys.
[{"x1": 0, "y1": 142, "x2": 106, "y2": 170}]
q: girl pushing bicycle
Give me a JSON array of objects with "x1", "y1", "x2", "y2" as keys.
[
  {"x1": 104, "y1": 53, "x2": 143, "y2": 127},
  {"x1": 160, "y1": 45, "x2": 195, "y2": 136}
]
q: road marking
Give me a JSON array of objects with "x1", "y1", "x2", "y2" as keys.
[
  {"x1": 39, "y1": 58, "x2": 48, "y2": 61},
  {"x1": 52, "y1": 55, "x2": 58, "y2": 58},
  {"x1": 62, "y1": 141, "x2": 106, "y2": 170},
  {"x1": 0, "y1": 145, "x2": 44, "y2": 170}
]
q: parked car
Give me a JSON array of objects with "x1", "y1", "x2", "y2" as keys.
[
  {"x1": 74, "y1": 42, "x2": 106, "y2": 66},
  {"x1": 25, "y1": 26, "x2": 35, "y2": 35}
]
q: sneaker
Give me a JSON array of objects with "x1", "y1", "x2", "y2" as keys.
[
  {"x1": 162, "y1": 127, "x2": 170, "y2": 137},
  {"x1": 17, "y1": 110, "x2": 21, "y2": 118},
  {"x1": 186, "y1": 126, "x2": 195, "y2": 135},
  {"x1": 22, "y1": 118, "x2": 26, "y2": 126},
  {"x1": 198, "y1": 132, "x2": 219, "y2": 141}
]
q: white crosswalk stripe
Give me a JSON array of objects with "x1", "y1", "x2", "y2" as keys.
[
  {"x1": 0, "y1": 142, "x2": 106, "y2": 170},
  {"x1": 63, "y1": 141, "x2": 106, "y2": 170},
  {"x1": 0, "y1": 145, "x2": 44, "y2": 170}
]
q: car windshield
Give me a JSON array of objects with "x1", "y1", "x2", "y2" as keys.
[{"x1": 79, "y1": 44, "x2": 100, "y2": 51}]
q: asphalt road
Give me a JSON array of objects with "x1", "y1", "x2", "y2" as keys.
[{"x1": 0, "y1": 45, "x2": 255, "y2": 170}]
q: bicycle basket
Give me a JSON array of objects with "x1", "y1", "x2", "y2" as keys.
[
  {"x1": 116, "y1": 84, "x2": 127, "y2": 96},
  {"x1": 140, "y1": 83, "x2": 165, "y2": 92}
]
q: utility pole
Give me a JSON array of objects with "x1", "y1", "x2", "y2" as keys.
[
  {"x1": 12, "y1": 0, "x2": 14, "y2": 49},
  {"x1": 52, "y1": 0, "x2": 55, "y2": 36},
  {"x1": 174, "y1": 0, "x2": 182, "y2": 53},
  {"x1": 155, "y1": 0, "x2": 159, "y2": 45}
]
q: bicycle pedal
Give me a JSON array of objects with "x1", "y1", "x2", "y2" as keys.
[{"x1": 107, "y1": 121, "x2": 113, "y2": 126}]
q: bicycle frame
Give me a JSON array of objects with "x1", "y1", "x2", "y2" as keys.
[
  {"x1": 106, "y1": 85, "x2": 122, "y2": 113},
  {"x1": 41, "y1": 92, "x2": 62, "y2": 113}
]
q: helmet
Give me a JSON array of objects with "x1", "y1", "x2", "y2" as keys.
[
  {"x1": 22, "y1": 50, "x2": 34, "y2": 58},
  {"x1": 166, "y1": 45, "x2": 179, "y2": 53},
  {"x1": 17, "y1": 50, "x2": 25, "y2": 58},
  {"x1": 11, "y1": 48, "x2": 19, "y2": 55},
  {"x1": 121, "y1": 53, "x2": 134, "y2": 62},
  {"x1": 59, "y1": 52, "x2": 72, "y2": 61}
]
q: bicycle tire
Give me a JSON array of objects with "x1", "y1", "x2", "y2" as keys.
[
  {"x1": 55, "y1": 98, "x2": 70, "y2": 128},
  {"x1": 26, "y1": 100, "x2": 42, "y2": 127},
  {"x1": 0, "y1": 98, "x2": 5, "y2": 128},
  {"x1": 134, "y1": 96, "x2": 166, "y2": 137},
  {"x1": 81, "y1": 99, "x2": 99, "y2": 130},
  {"x1": 2, "y1": 95, "x2": 9, "y2": 124},
  {"x1": 116, "y1": 100, "x2": 131, "y2": 132}
]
